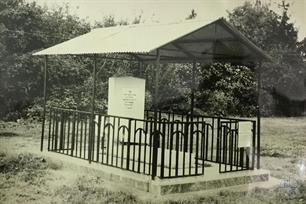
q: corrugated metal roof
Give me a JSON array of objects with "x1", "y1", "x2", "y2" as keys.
[
  {"x1": 34, "y1": 20, "x2": 209, "y2": 55},
  {"x1": 33, "y1": 18, "x2": 271, "y2": 63}
]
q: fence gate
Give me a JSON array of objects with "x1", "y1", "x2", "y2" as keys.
[{"x1": 218, "y1": 120, "x2": 253, "y2": 173}]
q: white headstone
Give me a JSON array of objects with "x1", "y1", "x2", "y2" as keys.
[
  {"x1": 108, "y1": 76, "x2": 145, "y2": 119},
  {"x1": 106, "y1": 77, "x2": 146, "y2": 143}
]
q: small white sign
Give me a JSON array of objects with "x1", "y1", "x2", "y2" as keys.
[{"x1": 238, "y1": 122, "x2": 252, "y2": 147}]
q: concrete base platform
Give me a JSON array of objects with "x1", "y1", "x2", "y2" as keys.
[
  {"x1": 40, "y1": 151, "x2": 270, "y2": 196},
  {"x1": 153, "y1": 169, "x2": 269, "y2": 195}
]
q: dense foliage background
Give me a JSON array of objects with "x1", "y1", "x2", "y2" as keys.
[{"x1": 0, "y1": 0, "x2": 305, "y2": 121}]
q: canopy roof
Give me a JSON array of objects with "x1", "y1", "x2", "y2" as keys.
[{"x1": 34, "y1": 18, "x2": 271, "y2": 64}]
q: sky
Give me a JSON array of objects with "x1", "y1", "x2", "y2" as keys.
[{"x1": 27, "y1": 0, "x2": 306, "y2": 41}]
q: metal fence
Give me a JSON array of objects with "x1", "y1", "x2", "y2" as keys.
[
  {"x1": 217, "y1": 120, "x2": 256, "y2": 173},
  {"x1": 47, "y1": 107, "x2": 257, "y2": 179}
]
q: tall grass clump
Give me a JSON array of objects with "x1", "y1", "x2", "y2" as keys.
[
  {"x1": 0, "y1": 152, "x2": 48, "y2": 185},
  {"x1": 56, "y1": 175, "x2": 139, "y2": 204}
]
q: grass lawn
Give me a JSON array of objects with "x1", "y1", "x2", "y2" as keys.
[{"x1": 0, "y1": 117, "x2": 305, "y2": 203}]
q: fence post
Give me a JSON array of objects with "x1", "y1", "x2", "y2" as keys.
[
  {"x1": 126, "y1": 119, "x2": 132, "y2": 170},
  {"x1": 216, "y1": 117, "x2": 221, "y2": 163},
  {"x1": 160, "y1": 121, "x2": 166, "y2": 178},
  {"x1": 47, "y1": 109, "x2": 52, "y2": 151},
  {"x1": 71, "y1": 111, "x2": 76, "y2": 156},
  {"x1": 41, "y1": 55, "x2": 48, "y2": 152},
  {"x1": 252, "y1": 121, "x2": 256, "y2": 170},
  {"x1": 59, "y1": 111, "x2": 65, "y2": 150},
  {"x1": 88, "y1": 55, "x2": 97, "y2": 163},
  {"x1": 151, "y1": 49, "x2": 160, "y2": 180},
  {"x1": 256, "y1": 62, "x2": 262, "y2": 169}
]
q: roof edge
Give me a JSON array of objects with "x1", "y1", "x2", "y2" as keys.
[{"x1": 217, "y1": 18, "x2": 273, "y2": 62}]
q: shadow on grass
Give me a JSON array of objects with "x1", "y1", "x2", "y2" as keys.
[
  {"x1": 0, "y1": 152, "x2": 47, "y2": 174},
  {"x1": 0, "y1": 132, "x2": 19, "y2": 137},
  {"x1": 261, "y1": 145, "x2": 290, "y2": 158},
  {"x1": 0, "y1": 152, "x2": 64, "y2": 173}
]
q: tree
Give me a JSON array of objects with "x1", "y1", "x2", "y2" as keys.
[
  {"x1": 0, "y1": 0, "x2": 90, "y2": 120},
  {"x1": 297, "y1": 38, "x2": 306, "y2": 61},
  {"x1": 228, "y1": 0, "x2": 298, "y2": 58},
  {"x1": 228, "y1": 0, "x2": 305, "y2": 116},
  {"x1": 196, "y1": 63, "x2": 256, "y2": 116}
]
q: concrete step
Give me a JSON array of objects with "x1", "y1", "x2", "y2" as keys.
[{"x1": 40, "y1": 151, "x2": 270, "y2": 196}]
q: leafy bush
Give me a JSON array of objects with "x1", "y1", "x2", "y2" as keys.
[
  {"x1": 24, "y1": 98, "x2": 43, "y2": 121},
  {"x1": 197, "y1": 63, "x2": 257, "y2": 117},
  {"x1": 0, "y1": 0, "x2": 90, "y2": 120}
]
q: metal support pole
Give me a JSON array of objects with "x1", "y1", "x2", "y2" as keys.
[
  {"x1": 152, "y1": 50, "x2": 161, "y2": 180},
  {"x1": 184, "y1": 61, "x2": 196, "y2": 153},
  {"x1": 256, "y1": 62, "x2": 262, "y2": 169},
  {"x1": 88, "y1": 55, "x2": 97, "y2": 163},
  {"x1": 191, "y1": 61, "x2": 196, "y2": 119},
  {"x1": 41, "y1": 55, "x2": 48, "y2": 152},
  {"x1": 138, "y1": 60, "x2": 142, "y2": 77}
]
